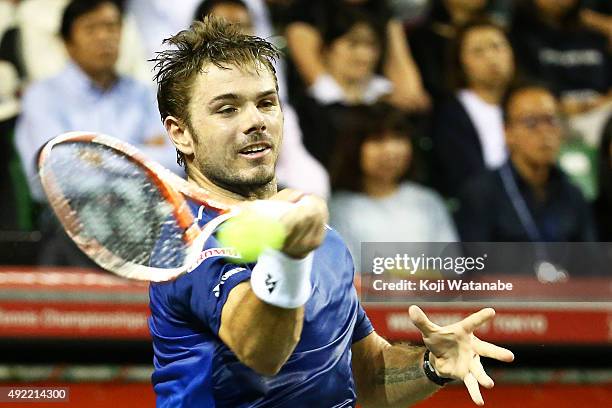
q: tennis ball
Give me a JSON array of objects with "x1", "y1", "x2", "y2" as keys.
[{"x1": 217, "y1": 209, "x2": 287, "y2": 263}]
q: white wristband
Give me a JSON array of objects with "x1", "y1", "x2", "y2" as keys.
[{"x1": 250, "y1": 248, "x2": 313, "y2": 309}]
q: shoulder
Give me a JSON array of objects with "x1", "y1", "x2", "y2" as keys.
[
  {"x1": 399, "y1": 182, "x2": 446, "y2": 205},
  {"x1": 116, "y1": 75, "x2": 154, "y2": 97},
  {"x1": 434, "y1": 93, "x2": 467, "y2": 116},
  {"x1": 21, "y1": 75, "x2": 61, "y2": 104}
]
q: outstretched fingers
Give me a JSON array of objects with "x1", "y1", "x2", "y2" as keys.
[
  {"x1": 473, "y1": 336, "x2": 515, "y2": 363},
  {"x1": 461, "y1": 308, "x2": 495, "y2": 333},
  {"x1": 469, "y1": 356, "x2": 494, "y2": 389},
  {"x1": 463, "y1": 373, "x2": 484, "y2": 406},
  {"x1": 409, "y1": 305, "x2": 439, "y2": 336}
]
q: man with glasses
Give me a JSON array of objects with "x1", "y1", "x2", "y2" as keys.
[{"x1": 455, "y1": 85, "x2": 597, "y2": 243}]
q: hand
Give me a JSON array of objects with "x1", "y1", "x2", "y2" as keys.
[
  {"x1": 409, "y1": 305, "x2": 514, "y2": 406},
  {"x1": 269, "y1": 190, "x2": 329, "y2": 259}
]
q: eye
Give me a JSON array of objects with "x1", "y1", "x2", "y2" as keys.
[
  {"x1": 258, "y1": 99, "x2": 276, "y2": 109},
  {"x1": 217, "y1": 106, "x2": 237, "y2": 115}
]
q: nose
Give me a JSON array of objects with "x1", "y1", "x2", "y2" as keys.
[{"x1": 243, "y1": 103, "x2": 266, "y2": 135}]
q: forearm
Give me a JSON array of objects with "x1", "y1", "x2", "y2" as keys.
[
  {"x1": 219, "y1": 282, "x2": 304, "y2": 376},
  {"x1": 366, "y1": 344, "x2": 439, "y2": 408},
  {"x1": 285, "y1": 22, "x2": 326, "y2": 86},
  {"x1": 384, "y1": 20, "x2": 424, "y2": 92}
]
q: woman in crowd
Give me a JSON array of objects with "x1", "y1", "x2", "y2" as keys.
[
  {"x1": 329, "y1": 103, "x2": 458, "y2": 269},
  {"x1": 431, "y1": 19, "x2": 515, "y2": 197},
  {"x1": 286, "y1": 0, "x2": 430, "y2": 112}
]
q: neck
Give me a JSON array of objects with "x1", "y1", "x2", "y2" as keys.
[
  {"x1": 341, "y1": 81, "x2": 366, "y2": 103},
  {"x1": 537, "y1": 11, "x2": 563, "y2": 28},
  {"x1": 362, "y1": 176, "x2": 398, "y2": 198},
  {"x1": 328, "y1": 68, "x2": 367, "y2": 103},
  {"x1": 186, "y1": 164, "x2": 277, "y2": 204},
  {"x1": 511, "y1": 154, "x2": 551, "y2": 191},
  {"x1": 447, "y1": 6, "x2": 473, "y2": 26},
  {"x1": 469, "y1": 85, "x2": 505, "y2": 105},
  {"x1": 87, "y1": 69, "x2": 117, "y2": 90}
]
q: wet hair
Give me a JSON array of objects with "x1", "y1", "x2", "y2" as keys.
[
  {"x1": 330, "y1": 103, "x2": 413, "y2": 192},
  {"x1": 60, "y1": 0, "x2": 122, "y2": 42},
  {"x1": 151, "y1": 17, "x2": 281, "y2": 168}
]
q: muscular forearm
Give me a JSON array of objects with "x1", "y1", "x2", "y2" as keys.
[
  {"x1": 219, "y1": 282, "x2": 304, "y2": 376},
  {"x1": 356, "y1": 340, "x2": 439, "y2": 408}
]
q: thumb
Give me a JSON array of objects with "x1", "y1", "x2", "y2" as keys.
[{"x1": 409, "y1": 305, "x2": 438, "y2": 336}]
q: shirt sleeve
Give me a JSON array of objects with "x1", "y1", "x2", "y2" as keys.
[
  {"x1": 352, "y1": 299, "x2": 374, "y2": 343},
  {"x1": 186, "y1": 235, "x2": 253, "y2": 334},
  {"x1": 14, "y1": 83, "x2": 68, "y2": 202}
]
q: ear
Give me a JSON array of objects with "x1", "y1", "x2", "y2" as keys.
[{"x1": 164, "y1": 115, "x2": 195, "y2": 157}]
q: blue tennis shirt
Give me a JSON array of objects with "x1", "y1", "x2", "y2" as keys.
[{"x1": 149, "y1": 203, "x2": 374, "y2": 407}]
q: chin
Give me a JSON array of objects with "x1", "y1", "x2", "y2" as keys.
[{"x1": 239, "y1": 166, "x2": 275, "y2": 186}]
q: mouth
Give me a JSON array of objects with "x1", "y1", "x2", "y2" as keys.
[{"x1": 238, "y1": 141, "x2": 272, "y2": 160}]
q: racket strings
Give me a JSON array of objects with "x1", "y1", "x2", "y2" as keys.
[{"x1": 43, "y1": 142, "x2": 189, "y2": 270}]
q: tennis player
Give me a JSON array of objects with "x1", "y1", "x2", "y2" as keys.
[{"x1": 148, "y1": 17, "x2": 514, "y2": 407}]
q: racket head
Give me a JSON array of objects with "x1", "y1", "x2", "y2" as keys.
[{"x1": 38, "y1": 131, "x2": 231, "y2": 281}]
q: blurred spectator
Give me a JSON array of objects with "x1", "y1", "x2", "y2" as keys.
[
  {"x1": 317, "y1": 8, "x2": 391, "y2": 105},
  {"x1": 0, "y1": 0, "x2": 149, "y2": 85},
  {"x1": 329, "y1": 103, "x2": 458, "y2": 267},
  {"x1": 594, "y1": 114, "x2": 612, "y2": 240},
  {"x1": 431, "y1": 19, "x2": 514, "y2": 197},
  {"x1": 195, "y1": 0, "x2": 254, "y2": 34},
  {"x1": 286, "y1": 0, "x2": 430, "y2": 112},
  {"x1": 409, "y1": 0, "x2": 490, "y2": 100},
  {"x1": 292, "y1": 9, "x2": 391, "y2": 167},
  {"x1": 510, "y1": 0, "x2": 611, "y2": 134},
  {"x1": 15, "y1": 0, "x2": 178, "y2": 266},
  {"x1": 128, "y1": 0, "x2": 288, "y2": 95},
  {"x1": 193, "y1": 0, "x2": 290, "y2": 101},
  {"x1": 456, "y1": 85, "x2": 597, "y2": 242},
  {"x1": 194, "y1": 0, "x2": 330, "y2": 198}
]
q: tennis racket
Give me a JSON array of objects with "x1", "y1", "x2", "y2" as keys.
[{"x1": 37, "y1": 131, "x2": 241, "y2": 282}]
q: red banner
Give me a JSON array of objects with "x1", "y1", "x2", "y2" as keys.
[{"x1": 365, "y1": 305, "x2": 612, "y2": 344}]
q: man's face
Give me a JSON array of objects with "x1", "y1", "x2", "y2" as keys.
[
  {"x1": 185, "y1": 63, "x2": 283, "y2": 192},
  {"x1": 461, "y1": 26, "x2": 514, "y2": 89},
  {"x1": 210, "y1": 4, "x2": 253, "y2": 35},
  {"x1": 506, "y1": 88, "x2": 562, "y2": 167},
  {"x1": 65, "y1": 2, "x2": 121, "y2": 77}
]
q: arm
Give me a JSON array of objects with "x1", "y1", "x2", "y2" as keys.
[
  {"x1": 218, "y1": 193, "x2": 329, "y2": 376},
  {"x1": 285, "y1": 22, "x2": 326, "y2": 87},
  {"x1": 383, "y1": 20, "x2": 430, "y2": 111},
  {"x1": 219, "y1": 281, "x2": 304, "y2": 375},
  {"x1": 353, "y1": 307, "x2": 514, "y2": 407},
  {"x1": 352, "y1": 332, "x2": 438, "y2": 408}
]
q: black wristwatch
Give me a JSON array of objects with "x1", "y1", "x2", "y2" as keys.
[{"x1": 423, "y1": 349, "x2": 453, "y2": 386}]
